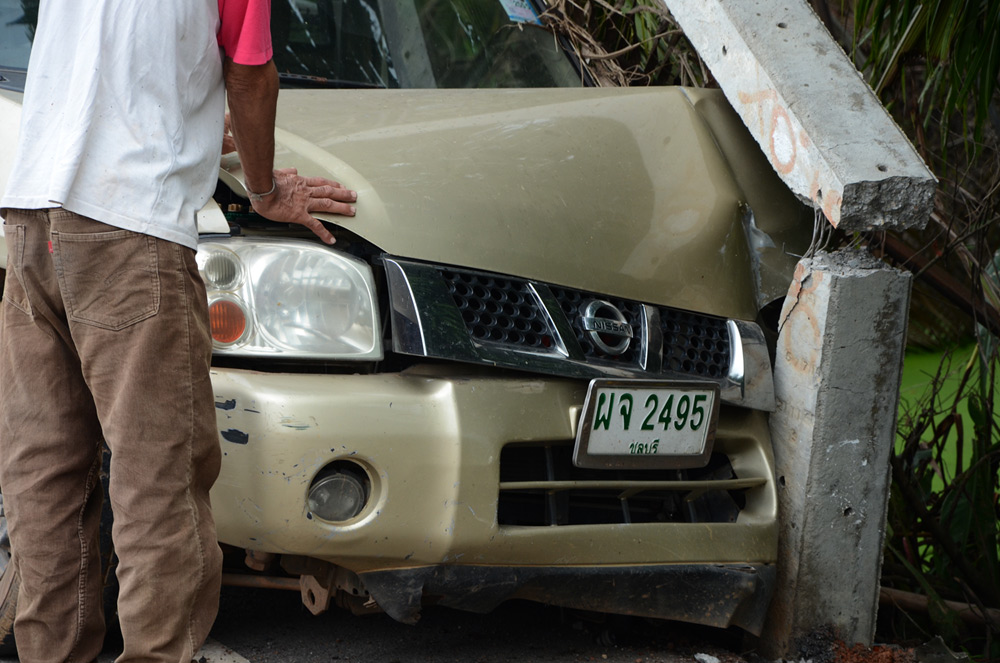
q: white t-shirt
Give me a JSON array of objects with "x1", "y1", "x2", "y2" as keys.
[{"x1": 0, "y1": 0, "x2": 226, "y2": 250}]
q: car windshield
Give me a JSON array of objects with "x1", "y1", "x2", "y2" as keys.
[
  {"x1": 0, "y1": 0, "x2": 582, "y2": 90},
  {"x1": 275, "y1": 0, "x2": 581, "y2": 88}
]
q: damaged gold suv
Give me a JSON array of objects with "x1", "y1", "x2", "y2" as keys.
[{"x1": 0, "y1": 0, "x2": 810, "y2": 647}]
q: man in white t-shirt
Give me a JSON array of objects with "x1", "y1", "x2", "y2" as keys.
[{"x1": 0, "y1": 0, "x2": 357, "y2": 660}]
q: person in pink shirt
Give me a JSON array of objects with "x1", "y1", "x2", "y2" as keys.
[
  {"x1": 0, "y1": 1, "x2": 356, "y2": 661},
  {"x1": 219, "y1": 0, "x2": 274, "y2": 66},
  {"x1": 219, "y1": 0, "x2": 354, "y2": 243}
]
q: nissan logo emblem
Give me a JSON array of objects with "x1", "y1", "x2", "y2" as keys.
[{"x1": 581, "y1": 300, "x2": 633, "y2": 355}]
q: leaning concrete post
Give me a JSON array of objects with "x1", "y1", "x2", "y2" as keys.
[
  {"x1": 661, "y1": 1, "x2": 935, "y2": 653},
  {"x1": 662, "y1": 0, "x2": 936, "y2": 231},
  {"x1": 759, "y1": 250, "x2": 912, "y2": 656}
]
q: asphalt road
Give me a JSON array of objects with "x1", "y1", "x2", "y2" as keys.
[
  {"x1": 201, "y1": 585, "x2": 750, "y2": 663},
  {"x1": 0, "y1": 585, "x2": 752, "y2": 662}
]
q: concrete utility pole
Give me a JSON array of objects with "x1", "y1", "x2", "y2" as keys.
[
  {"x1": 664, "y1": 0, "x2": 935, "y2": 232},
  {"x1": 662, "y1": 0, "x2": 936, "y2": 656}
]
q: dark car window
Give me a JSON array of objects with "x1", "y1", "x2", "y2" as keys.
[
  {"x1": 0, "y1": 0, "x2": 581, "y2": 91},
  {"x1": 273, "y1": 0, "x2": 581, "y2": 88}
]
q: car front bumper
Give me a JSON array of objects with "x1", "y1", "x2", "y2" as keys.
[{"x1": 209, "y1": 364, "x2": 778, "y2": 631}]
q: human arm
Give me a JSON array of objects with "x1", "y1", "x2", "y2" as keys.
[
  {"x1": 222, "y1": 58, "x2": 356, "y2": 245},
  {"x1": 222, "y1": 113, "x2": 237, "y2": 154}
]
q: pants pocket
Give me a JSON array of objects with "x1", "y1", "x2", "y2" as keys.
[
  {"x1": 3, "y1": 224, "x2": 33, "y2": 316},
  {"x1": 52, "y1": 228, "x2": 160, "y2": 331}
]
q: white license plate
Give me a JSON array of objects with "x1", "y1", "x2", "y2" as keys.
[{"x1": 573, "y1": 380, "x2": 719, "y2": 469}]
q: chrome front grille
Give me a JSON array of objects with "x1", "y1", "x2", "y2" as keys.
[
  {"x1": 442, "y1": 269, "x2": 554, "y2": 350},
  {"x1": 660, "y1": 309, "x2": 731, "y2": 379},
  {"x1": 383, "y1": 256, "x2": 776, "y2": 411}
]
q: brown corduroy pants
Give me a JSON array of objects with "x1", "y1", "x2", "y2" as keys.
[{"x1": 0, "y1": 208, "x2": 222, "y2": 663}]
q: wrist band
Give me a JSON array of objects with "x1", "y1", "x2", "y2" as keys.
[{"x1": 247, "y1": 177, "x2": 277, "y2": 203}]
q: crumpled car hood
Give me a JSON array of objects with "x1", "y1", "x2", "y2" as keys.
[{"x1": 225, "y1": 88, "x2": 763, "y2": 320}]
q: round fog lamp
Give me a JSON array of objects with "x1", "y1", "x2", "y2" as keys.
[{"x1": 307, "y1": 469, "x2": 368, "y2": 522}]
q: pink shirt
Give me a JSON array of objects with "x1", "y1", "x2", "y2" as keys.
[{"x1": 218, "y1": 0, "x2": 273, "y2": 65}]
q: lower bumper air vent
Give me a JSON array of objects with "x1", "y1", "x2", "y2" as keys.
[{"x1": 497, "y1": 443, "x2": 762, "y2": 527}]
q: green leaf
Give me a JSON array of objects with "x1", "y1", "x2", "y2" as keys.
[{"x1": 853, "y1": 0, "x2": 1000, "y2": 153}]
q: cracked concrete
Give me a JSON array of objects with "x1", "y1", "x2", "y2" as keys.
[
  {"x1": 759, "y1": 250, "x2": 912, "y2": 657},
  {"x1": 663, "y1": 0, "x2": 936, "y2": 231}
]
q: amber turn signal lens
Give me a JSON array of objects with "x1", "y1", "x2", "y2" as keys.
[{"x1": 209, "y1": 299, "x2": 247, "y2": 344}]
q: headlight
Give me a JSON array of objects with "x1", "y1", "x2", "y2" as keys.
[{"x1": 197, "y1": 238, "x2": 382, "y2": 360}]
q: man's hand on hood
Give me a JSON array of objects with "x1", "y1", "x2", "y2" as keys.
[
  {"x1": 249, "y1": 168, "x2": 356, "y2": 245},
  {"x1": 224, "y1": 58, "x2": 357, "y2": 245}
]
